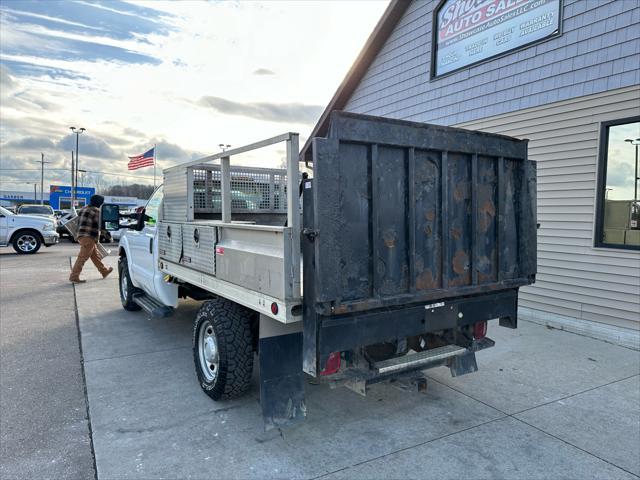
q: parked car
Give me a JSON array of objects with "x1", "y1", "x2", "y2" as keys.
[
  {"x1": 16, "y1": 204, "x2": 57, "y2": 227},
  {"x1": 0, "y1": 205, "x2": 59, "y2": 254},
  {"x1": 17, "y1": 204, "x2": 55, "y2": 217}
]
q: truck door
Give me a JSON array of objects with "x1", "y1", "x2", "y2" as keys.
[{"x1": 128, "y1": 187, "x2": 163, "y2": 295}]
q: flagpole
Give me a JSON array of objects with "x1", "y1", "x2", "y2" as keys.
[{"x1": 154, "y1": 143, "x2": 157, "y2": 189}]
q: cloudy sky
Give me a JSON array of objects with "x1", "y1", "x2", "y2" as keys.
[{"x1": 0, "y1": 0, "x2": 388, "y2": 193}]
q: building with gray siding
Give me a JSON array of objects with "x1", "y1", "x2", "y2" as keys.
[{"x1": 303, "y1": 0, "x2": 640, "y2": 348}]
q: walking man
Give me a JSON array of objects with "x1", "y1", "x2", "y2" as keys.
[{"x1": 69, "y1": 194, "x2": 113, "y2": 284}]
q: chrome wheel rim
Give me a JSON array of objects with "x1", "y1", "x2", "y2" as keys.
[
  {"x1": 17, "y1": 234, "x2": 37, "y2": 252},
  {"x1": 121, "y1": 272, "x2": 128, "y2": 300},
  {"x1": 199, "y1": 320, "x2": 219, "y2": 383}
]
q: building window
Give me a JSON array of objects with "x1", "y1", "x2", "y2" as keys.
[
  {"x1": 432, "y1": 0, "x2": 563, "y2": 78},
  {"x1": 595, "y1": 117, "x2": 640, "y2": 250}
]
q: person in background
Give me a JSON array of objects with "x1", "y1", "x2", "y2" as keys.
[{"x1": 69, "y1": 194, "x2": 113, "y2": 284}]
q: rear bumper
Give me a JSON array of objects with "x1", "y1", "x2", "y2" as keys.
[
  {"x1": 328, "y1": 336, "x2": 495, "y2": 388},
  {"x1": 303, "y1": 289, "x2": 518, "y2": 377}
]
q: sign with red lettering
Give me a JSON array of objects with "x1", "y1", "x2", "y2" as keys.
[{"x1": 434, "y1": 0, "x2": 561, "y2": 76}]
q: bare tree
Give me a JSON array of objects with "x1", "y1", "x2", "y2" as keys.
[{"x1": 104, "y1": 183, "x2": 154, "y2": 199}]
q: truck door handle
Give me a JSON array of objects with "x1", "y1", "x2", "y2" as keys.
[{"x1": 149, "y1": 237, "x2": 153, "y2": 254}]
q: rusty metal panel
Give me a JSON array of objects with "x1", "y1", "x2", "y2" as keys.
[
  {"x1": 476, "y1": 156, "x2": 498, "y2": 284},
  {"x1": 308, "y1": 112, "x2": 536, "y2": 315},
  {"x1": 447, "y1": 152, "x2": 472, "y2": 288},
  {"x1": 374, "y1": 145, "x2": 409, "y2": 296},
  {"x1": 414, "y1": 149, "x2": 442, "y2": 290},
  {"x1": 334, "y1": 141, "x2": 371, "y2": 301}
]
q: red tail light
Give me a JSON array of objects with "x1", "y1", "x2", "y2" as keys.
[
  {"x1": 320, "y1": 352, "x2": 341, "y2": 376},
  {"x1": 473, "y1": 321, "x2": 488, "y2": 340}
]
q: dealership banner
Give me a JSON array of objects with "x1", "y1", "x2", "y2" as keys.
[
  {"x1": 435, "y1": 0, "x2": 561, "y2": 76},
  {"x1": 49, "y1": 185, "x2": 95, "y2": 210}
]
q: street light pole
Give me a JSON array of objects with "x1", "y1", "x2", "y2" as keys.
[
  {"x1": 70, "y1": 126, "x2": 85, "y2": 207},
  {"x1": 71, "y1": 151, "x2": 75, "y2": 208},
  {"x1": 41, "y1": 153, "x2": 45, "y2": 204},
  {"x1": 26, "y1": 182, "x2": 37, "y2": 203},
  {"x1": 624, "y1": 138, "x2": 640, "y2": 203}
]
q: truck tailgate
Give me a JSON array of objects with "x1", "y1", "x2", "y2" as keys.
[{"x1": 307, "y1": 111, "x2": 536, "y2": 315}]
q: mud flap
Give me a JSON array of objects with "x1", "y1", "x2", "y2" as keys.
[
  {"x1": 259, "y1": 315, "x2": 306, "y2": 431},
  {"x1": 449, "y1": 350, "x2": 478, "y2": 377}
]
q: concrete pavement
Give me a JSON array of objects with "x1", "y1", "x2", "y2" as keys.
[
  {"x1": 0, "y1": 242, "x2": 95, "y2": 480},
  {"x1": 75, "y1": 255, "x2": 640, "y2": 480}
]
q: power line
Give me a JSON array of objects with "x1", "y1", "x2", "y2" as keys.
[{"x1": 0, "y1": 168, "x2": 156, "y2": 180}]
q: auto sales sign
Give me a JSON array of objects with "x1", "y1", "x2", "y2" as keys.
[{"x1": 434, "y1": 0, "x2": 561, "y2": 76}]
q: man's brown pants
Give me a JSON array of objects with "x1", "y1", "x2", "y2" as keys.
[{"x1": 70, "y1": 237, "x2": 109, "y2": 280}]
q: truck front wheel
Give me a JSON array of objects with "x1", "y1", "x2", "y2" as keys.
[
  {"x1": 118, "y1": 258, "x2": 141, "y2": 311},
  {"x1": 193, "y1": 298, "x2": 254, "y2": 401},
  {"x1": 12, "y1": 230, "x2": 42, "y2": 254}
]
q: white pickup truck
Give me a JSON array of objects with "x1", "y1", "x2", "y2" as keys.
[
  {"x1": 0, "y1": 205, "x2": 59, "y2": 254},
  {"x1": 105, "y1": 113, "x2": 536, "y2": 430}
]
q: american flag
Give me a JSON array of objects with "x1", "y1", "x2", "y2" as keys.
[{"x1": 128, "y1": 147, "x2": 155, "y2": 171}]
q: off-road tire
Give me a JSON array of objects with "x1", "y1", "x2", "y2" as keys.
[
  {"x1": 118, "y1": 257, "x2": 141, "y2": 311},
  {"x1": 12, "y1": 230, "x2": 42, "y2": 254},
  {"x1": 193, "y1": 298, "x2": 254, "y2": 401}
]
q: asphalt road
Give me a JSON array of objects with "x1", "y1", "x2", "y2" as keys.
[{"x1": 0, "y1": 240, "x2": 95, "y2": 480}]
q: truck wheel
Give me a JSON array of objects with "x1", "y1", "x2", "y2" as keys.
[
  {"x1": 12, "y1": 230, "x2": 42, "y2": 254},
  {"x1": 118, "y1": 258, "x2": 141, "y2": 311},
  {"x1": 193, "y1": 298, "x2": 254, "y2": 401}
]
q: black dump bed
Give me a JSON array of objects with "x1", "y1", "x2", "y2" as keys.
[
  {"x1": 302, "y1": 112, "x2": 536, "y2": 374},
  {"x1": 306, "y1": 111, "x2": 536, "y2": 314}
]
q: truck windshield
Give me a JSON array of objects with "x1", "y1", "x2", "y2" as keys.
[
  {"x1": 144, "y1": 186, "x2": 163, "y2": 225},
  {"x1": 19, "y1": 206, "x2": 53, "y2": 215}
]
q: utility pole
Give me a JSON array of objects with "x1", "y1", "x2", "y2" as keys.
[{"x1": 35, "y1": 152, "x2": 50, "y2": 205}]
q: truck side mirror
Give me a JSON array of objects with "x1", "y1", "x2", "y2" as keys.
[{"x1": 100, "y1": 203, "x2": 120, "y2": 231}]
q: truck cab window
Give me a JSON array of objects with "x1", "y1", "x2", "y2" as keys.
[{"x1": 144, "y1": 186, "x2": 163, "y2": 226}]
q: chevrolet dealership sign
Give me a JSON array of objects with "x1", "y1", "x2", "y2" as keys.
[{"x1": 434, "y1": 0, "x2": 561, "y2": 76}]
